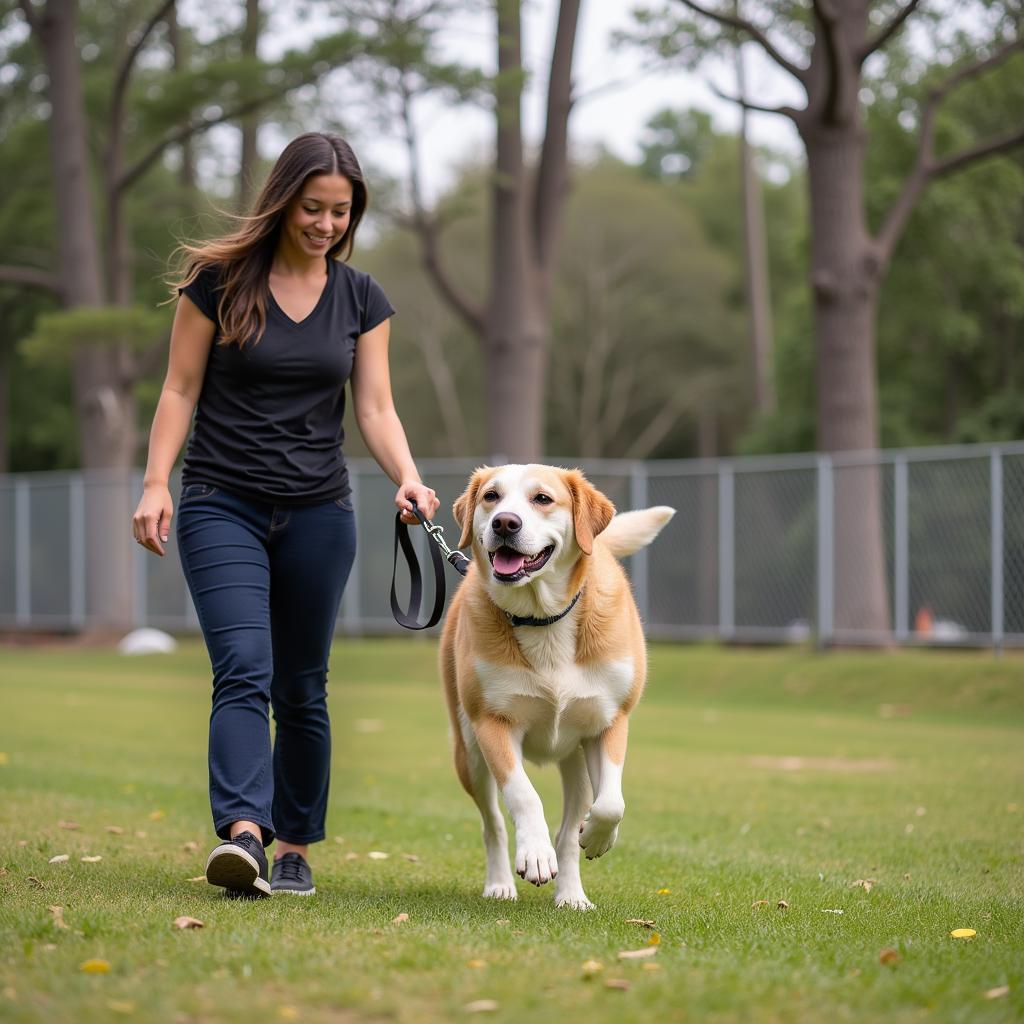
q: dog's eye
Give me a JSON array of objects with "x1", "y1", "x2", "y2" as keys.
[
  {"x1": 533, "y1": 493, "x2": 554, "y2": 506},
  {"x1": 482, "y1": 490, "x2": 499, "y2": 503}
]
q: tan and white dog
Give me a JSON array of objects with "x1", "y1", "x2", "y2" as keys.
[{"x1": 439, "y1": 464, "x2": 674, "y2": 909}]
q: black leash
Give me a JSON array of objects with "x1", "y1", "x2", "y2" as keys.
[{"x1": 390, "y1": 499, "x2": 471, "y2": 630}]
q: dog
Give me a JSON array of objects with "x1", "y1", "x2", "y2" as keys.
[{"x1": 439, "y1": 464, "x2": 675, "y2": 909}]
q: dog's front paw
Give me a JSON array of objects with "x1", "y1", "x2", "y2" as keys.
[
  {"x1": 483, "y1": 881, "x2": 518, "y2": 900},
  {"x1": 515, "y1": 836, "x2": 558, "y2": 886},
  {"x1": 555, "y1": 884, "x2": 595, "y2": 911},
  {"x1": 579, "y1": 804, "x2": 622, "y2": 859}
]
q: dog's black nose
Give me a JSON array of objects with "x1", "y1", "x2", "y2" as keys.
[{"x1": 492, "y1": 512, "x2": 522, "y2": 537}]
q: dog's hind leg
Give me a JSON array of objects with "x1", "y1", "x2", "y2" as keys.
[
  {"x1": 460, "y1": 715, "x2": 517, "y2": 900},
  {"x1": 554, "y1": 745, "x2": 595, "y2": 909}
]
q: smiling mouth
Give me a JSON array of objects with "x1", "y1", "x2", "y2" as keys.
[{"x1": 488, "y1": 545, "x2": 554, "y2": 583}]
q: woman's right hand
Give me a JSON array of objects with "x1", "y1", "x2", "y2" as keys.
[{"x1": 132, "y1": 483, "x2": 174, "y2": 557}]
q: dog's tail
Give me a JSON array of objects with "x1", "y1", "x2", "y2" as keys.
[{"x1": 599, "y1": 506, "x2": 676, "y2": 559}]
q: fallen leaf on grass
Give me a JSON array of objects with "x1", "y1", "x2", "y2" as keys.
[
  {"x1": 466, "y1": 959, "x2": 487, "y2": 969},
  {"x1": 105, "y1": 826, "x2": 125, "y2": 835},
  {"x1": 641, "y1": 963, "x2": 662, "y2": 972},
  {"x1": 182, "y1": 841, "x2": 199, "y2": 853},
  {"x1": 751, "y1": 900, "x2": 770, "y2": 909},
  {"x1": 656, "y1": 888, "x2": 672, "y2": 895},
  {"x1": 172, "y1": 916, "x2": 204, "y2": 930},
  {"x1": 48, "y1": 906, "x2": 69, "y2": 930},
  {"x1": 647, "y1": 933, "x2": 661, "y2": 946},
  {"x1": 392, "y1": 913, "x2": 409, "y2": 924},
  {"x1": 106, "y1": 1001, "x2": 136, "y2": 1015},
  {"x1": 81, "y1": 856, "x2": 102, "y2": 863},
  {"x1": 80, "y1": 958, "x2": 111, "y2": 974},
  {"x1": 277, "y1": 1008, "x2": 299, "y2": 1021},
  {"x1": 344, "y1": 852, "x2": 360, "y2": 861},
  {"x1": 26, "y1": 877, "x2": 44, "y2": 888},
  {"x1": 48, "y1": 855, "x2": 69, "y2": 864},
  {"x1": 133, "y1": 831, "x2": 147, "y2": 839},
  {"x1": 367, "y1": 851, "x2": 389, "y2": 860},
  {"x1": 463, "y1": 999, "x2": 499, "y2": 1013},
  {"x1": 495, "y1": 919, "x2": 511, "y2": 925},
  {"x1": 950, "y1": 928, "x2": 977, "y2": 939},
  {"x1": 984, "y1": 985, "x2": 1010, "y2": 1000},
  {"x1": 402, "y1": 853, "x2": 420, "y2": 862},
  {"x1": 625, "y1": 918, "x2": 655, "y2": 928},
  {"x1": 618, "y1": 947, "x2": 658, "y2": 960},
  {"x1": 148, "y1": 810, "x2": 165, "y2": 821},
  {"x1": 777, "y1": 900, "x2": 790, "y2": 910},
  {"x1": 851, "y1": 879, "x2": 876, "y2": 893},
  {"x1": 822, "y1": 909, "x2": 844, "y2": 915},
  {"x1": 879, "y1": 948, "x2": 900, "y2": 966},
  {"x1": 58, "y1": 821, "x2": 80, "y2": 831},
  {"x1": 604, "y1": 979, "x2": 631, "y2": 991},
  {"x1": 185, "y1": 875, "x2": 206, "y2": 883},
  {"x1": 581, "y1": 960, "x2": 604, "y2": 978}
]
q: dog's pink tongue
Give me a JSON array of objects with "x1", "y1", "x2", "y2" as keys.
[{"x1": 493, "y1": 548, "x2": 527, "y2": 575}]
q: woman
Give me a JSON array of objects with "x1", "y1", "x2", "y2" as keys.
[{"x1": 131, "y1": 132, "x2": 439, "y2": 898}]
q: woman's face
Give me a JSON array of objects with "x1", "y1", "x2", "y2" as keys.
[{"x1": 283, "y1": 173, "x2": 354, "y2": 259}]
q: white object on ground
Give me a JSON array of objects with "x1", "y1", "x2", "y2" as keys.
[{"x1": 118, "y1": 628, "x2": 178, "y2": 656}]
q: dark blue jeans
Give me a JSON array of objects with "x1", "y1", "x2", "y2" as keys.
[{"x1": 176, "y1": 482, "x2": 356, "y2": 846}]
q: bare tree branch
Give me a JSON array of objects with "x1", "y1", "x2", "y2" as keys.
[
  {"x1": 16, "y1": 0, "x2": 41, "y2": 35},
  {"x1": 859, "y1": 0, "x2": 923, "y2": 62},
  {"x1": 533, "y1": 0, "x2": 581, "y2": 273},
  {"x1": 112, "y1": 0, "x2": 175, "y2": 116},
  {"x1": 0, "y1": 264, "x2": 61, "y2": 295},
  {"x1": 674, "y1": 0, "x2": 807, "y2": 83},
  {"x1": 810, "y1": 0, "x2": 851, "y2": 125},
  {"x1": 709, "y1": 79, "x2": 801, "y2": 120},
  {"x1": 399, "y1": 75, "x2": 485, "y2": 338},
  {"x1": 875, "y1": 36, "x2": 1024, "y2": 264}
]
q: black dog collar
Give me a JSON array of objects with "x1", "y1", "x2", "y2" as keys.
[{"x1": 505, "y1": 590, "x2": 582, "y2": 628}]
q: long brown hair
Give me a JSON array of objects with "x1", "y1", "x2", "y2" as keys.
[{"x1": 171, "y1": 132, "x2": 368, "y2": 347}]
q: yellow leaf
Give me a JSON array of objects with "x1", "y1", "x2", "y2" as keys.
[
  {"x1": 581, "y1": 960, "x2": 604, "y2": 978},
  {"x1": 950, "y1": 928, "x2": 977, "y2": 939},
  {"x1": 647, "y1": 933, "x2": 661, "y2": 946},
  {"x1": 80, "y1": 959, "x2": 111, "y2": 974},
  {"x1": 466, "y1": 959, "x2": 487, "y2": 969},
  {"x1": 618, "y1": 947, "x2": 658, "y2": 960},
  {"x1": 984, "y1": 985, "x2": 1010, "y2": 1000},
  {"x1": 656, "y1": 888, "x2": 672, "y2": 895},
  {"x1": 172, "y1": 916, "x2": 204, "y2": 930},
  {"x1": 641, "y1": 963, "x2": 662, "y2": 972}
]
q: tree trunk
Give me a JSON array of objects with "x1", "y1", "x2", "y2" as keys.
[
  {"x1": 486, "y1": 0, "x2": 546, "y2": 462},
  {"x1": 167, "y1": 2, "x2": 195, "y2": 189},
  {"x1": 238, "y1": 0, "x2": 261, "y2": 209},
  {"x1": 803, "y1": 121, "x2": 889, "y2": 636},
  {"x1": 36, "y1": 0, "x2": 135, "y2": 631}
]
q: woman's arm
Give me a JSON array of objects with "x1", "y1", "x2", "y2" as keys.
[
  {"x1": 131, "y1": 295, "x2": 216, "y2": 556},
  {"x1": 350, "y1": 319, "x2": 439, "y2": 523}
]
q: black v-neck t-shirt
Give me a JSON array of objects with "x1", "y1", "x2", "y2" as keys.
[{"x1": 179, "y1": 258, "x2": 394, "y2": 505}]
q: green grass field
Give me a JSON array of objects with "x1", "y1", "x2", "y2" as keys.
[{"x1": 1, "y1": 639, "x2": 1022, "y2": 1023}]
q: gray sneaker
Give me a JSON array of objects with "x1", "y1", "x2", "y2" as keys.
[
  {"x1": 271, "y1": 852, "x2": 316, "y2": 895},
  {"x1": 205, "y1": 830, "x2": 271, "y2": 898}
]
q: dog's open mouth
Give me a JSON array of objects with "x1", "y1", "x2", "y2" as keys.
[{"x1": 488, "y1": 545, "x2": 554, "y2": 582}]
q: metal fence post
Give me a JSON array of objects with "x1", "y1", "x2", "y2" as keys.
[
  {"x1": 69, "y1": 474, "x2": 86, "y2": 630},
  {"x1": 630, "y1": 461, "x2": 650, "y2": 623},
  {"x1": 991, "y1": 448, "x2": 1004, "y2": 655},
  {"x1": 718, "y1": 463, "x2": 734, "y2": 639},
  {"x1": 15, "y1": 477, "x2": 30, "y2": 626},
  {"x1": 816, "y1": 455, "x2": 834, "y2": 648},
  {"x1": 894, "y1": 454, "x2": 909, "y2": 642},
  {"x1": 340, "y1": 466, "x2": 361, "y2": 635}
]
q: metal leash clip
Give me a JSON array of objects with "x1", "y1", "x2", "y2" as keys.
[{"x1": 409, "y1": 500, "x2": 471, "y2": 577}]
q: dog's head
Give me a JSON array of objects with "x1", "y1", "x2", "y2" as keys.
[{"x1": 453, "y1": 465, "x2": 615, "y2": 587}]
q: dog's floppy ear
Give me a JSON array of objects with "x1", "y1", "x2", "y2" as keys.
[
  {"x1": 453, "y1": 466, "x2": 491, "y2": 551},
  {"x1": 565, "y1": 469, "x2": 615, "y2": 556}
]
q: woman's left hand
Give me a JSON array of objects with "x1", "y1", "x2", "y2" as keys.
[{"x1": 396, "y1": 480, "x2": 440, "y2": 524}]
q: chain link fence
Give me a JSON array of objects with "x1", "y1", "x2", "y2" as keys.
[{"x1": 2, "y1": 442, "x2": 1022, "y2": 648}]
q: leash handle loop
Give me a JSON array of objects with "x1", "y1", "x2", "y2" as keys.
[{"x1": 390, "y1": 499, "x2": 470, "y2": 630}]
